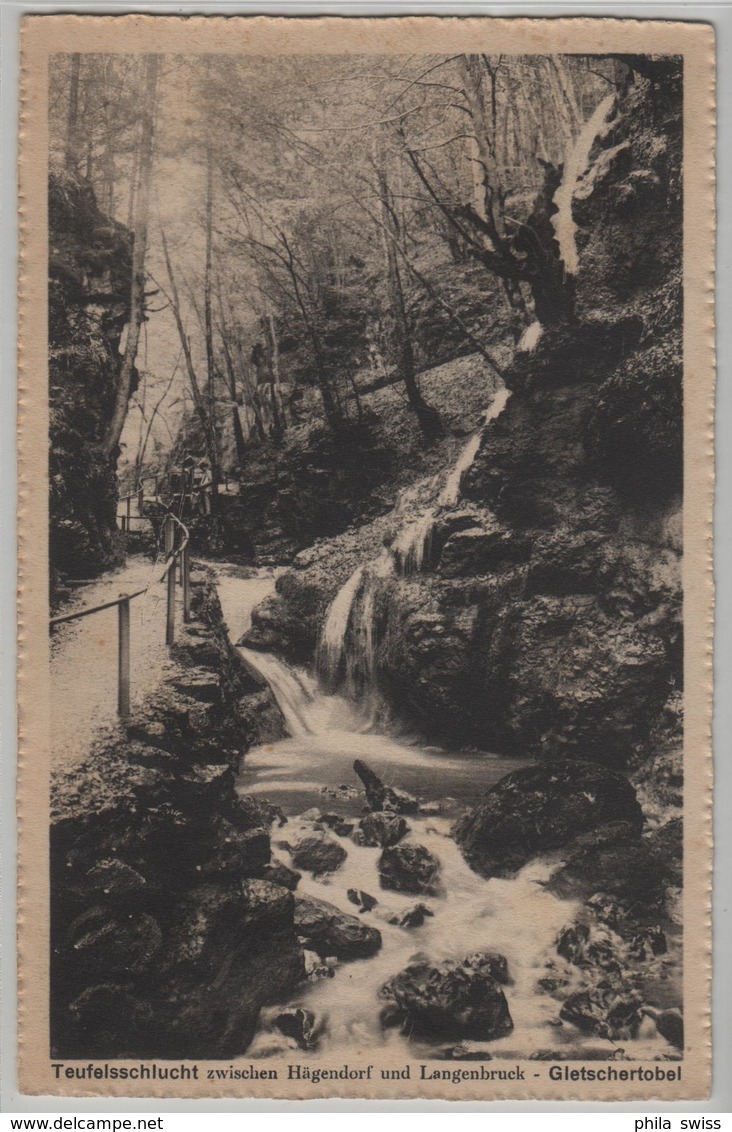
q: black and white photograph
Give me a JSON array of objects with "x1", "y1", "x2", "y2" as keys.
[{"x1": 15, "y1": 15, "x2": 715, "y2": 1101}]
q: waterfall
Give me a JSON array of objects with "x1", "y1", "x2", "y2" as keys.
[
  {"x1": 217, "y1": 566, "x2": 329, "y2": 737},
  {"x1": 345, "y1": 551, "x2": 394, "y2": 704},
  {"x1": 552, "y1": 93, "x2": 616, "y2": 275},
  {"x1": 391, "y1": 508, "x2": 438, "y2": 575},
  {"x1": 214, "y1": 566, "x2": 675, "y2": 1064},
  {"x1": 316, "y1": 385, "x2": 511, "y2": 701},
  {"x1": 316, "y1": 564, "x2": 365, "y2": 686},
  {"x1": 238, "y1": 649, "x2": 319, "y2": 737},
  {"x1": 439, "y1": 385, "x2": 511, "y2": 508}
]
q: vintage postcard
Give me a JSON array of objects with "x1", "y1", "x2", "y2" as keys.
[{"x1": 17, "y1": 14, "x2": 715, "y2": 1101}]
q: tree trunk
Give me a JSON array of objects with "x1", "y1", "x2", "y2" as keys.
[
  {"x1": 279, "y1": 232, "x2": 340, "y2": 428},
  {"x1": 203, "y1": 148, "x2": 221, "y2": 501},
  {"x1": 216, "y1": 288, "x2": 248, "y2": 467},
  {"x1": 457, "y1": 55, "x2": 506, "y2": 248},
  {"x1": 376, "y1": 150, "x2": 444, "y2": 441},
  {"x1": 101, "y1": 53, "x2": 159, "y2": 459},
  {"x1": 64, "y1": 54, "x2": 82, "y2": 174},
  {"x1": 101, "y1": 56, "x2": 117, "y2": 215}
]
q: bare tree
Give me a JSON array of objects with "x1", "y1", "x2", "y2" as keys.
[
  {"x1": 375, "y1": 138, "x2": 444, "y2": 440},
  {"x1": 102, "y1": 53, "x2": 160, "y2": 458}
]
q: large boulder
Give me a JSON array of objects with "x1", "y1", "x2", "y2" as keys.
[
  {"x1": 453, "y1": 759, "x2": 643, "y2": 878},
  {"x1": 380, "y1": 952, "x2": 513, "y2": 1042},
  {"x1": 294, "y1": 896, "x2": 382, "y2": 960},
  {"x1": 65, "y1": 907, "x2": 162, "y2": 977},
  {"x1": 290, "y1": 833, "x2": 347, "y2": 876},
  {"x1": 547, "y1": 822, "x2": 667, "y2": 904},
  {"x1": 378, "y1": 844, "x2": 441, "y2": 896},
  {"x1": 353, "y1": 760, "x2": 420, "y2": 815},
  {"x1": 354, "y1": 812, "x2": 410, "y2": 848},
  {"x1": 560, "y1": 984, "x2": 643, "y2": 1041},
  {"x1": 157, "y1": 880, "x2": 305, "y2": 1058}
]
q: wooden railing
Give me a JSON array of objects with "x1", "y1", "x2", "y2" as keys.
[
  {"x1": 50, "y1": 513, "x2": 191, "y2": 720},
  {"x1": 117, "y1": 472, "x2": 238, "y2": 531}
]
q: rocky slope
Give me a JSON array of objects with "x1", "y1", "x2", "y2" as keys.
[
  {"x1": 49, "y1": 168, "x2": 132, "y2": 588},
  {"x1": 247, "y1": 65, "x2": 683, "y2": 781},
  {"x1": 51, "y1": 572, "x2": 297, "y2": 1057}
]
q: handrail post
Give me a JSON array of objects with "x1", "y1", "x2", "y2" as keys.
[
  {"x1": 166, "y1": 563, "x2": 176, "y2": 646},
  {"x1": 126, "y1": 494, "x2": 132, "y2": 530},
  {"x1": 118, "y1": 595, "x2": 131, "y2": 719},
  {"x1": 182, "y1": 544, "x2": 191, "y2": 623},
  {"x1": 138, "y1": 485, "x2": 144, "y2": 517},
  {"x1": 164, "y1": 513, "x2": 174, "y2": 556}
]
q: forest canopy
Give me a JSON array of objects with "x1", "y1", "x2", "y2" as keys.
[{"x1": 49, "y1": 51, "x2": 624, "y2": 478}]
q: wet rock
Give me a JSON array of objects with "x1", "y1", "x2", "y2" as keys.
[
  {"x1": 198, "y1": 822, "x2": 271, "y2": 878},
  {"x1": 231, "y1": 793, "x2": 286, "y2": 831},
  {"x1": 628, "y1": 926, "x2": 667, "y2": 960},
  {"x1": 294, "y1": 895, "x2": 382, "y2": 960},
  {"x1": 290, "y1": 833, "x2": 347, "y2": 876},
  {"x1": 347, "y1": 888, "x2": 378, "y2": 913},
  {"x1": 387, "y1": 903, "x2": 434, "y2": 929},
  {"x1": 642, "y1": 1006, "x2": 683, "y2": 1049},
  {"x1": 84, "y1": 858, "x2": 147, "y2": 899},
  {"x1": 556, "y1": 923, "x2": 591, "y2": 966},
  {"x1": 354, "y1": 812, "x2": 410, "y2": 848},
  {"x1": 379, "y1": 844, "x2": 441, "y2": 896},
  {"x1": 548, "y1": 821, "x2": 666, "y2": 903},
  {"x1": 437, "y1": 1043, "x2": 494, "y2": 1061},
  {"x1": 555, "y1": 922, "x2": 622, "y2": 975},
  {"x1": 303, "y1": 949, "x2": 334, "y2": 981},
  {"x1": 66, "y1": 907, "x2": 162, "y2": 976},
  {"x1": 559, "y1": 984, "x2": 643, "y2": 1040},
  {"x1": 380, "y1": 953, "x2": 513, "y2": 1042},
  {"x1": 67, "y1": 983, "x2": 156, "y2": 1057},
  {"x1": 585, "y1": 893, "x2": 629, "y2": 931},
  {"x1": 464, "y1": 951, "x2": 511, "y2": 985},
  {"x1": 318, "y1": 813, "x2": 355, "y2": 837},
  {"x1": 353, "y1": 760, "x2": 420, "y2": 815},
  {"x1": 274, "y1": 1006, "x2": 325, "y2": 1050},
  {"x1": 438, "y1": 522, "x2": 520, "y2": 578},
  {"x1": 643, "y1": 817, "x2": 683, "y2": 885},
  {"x1": 261, "y1": 861, "x2": 301, "y2": 891},
  {"x1": 166, "y1": 879, "x2": 295, "y2": 967},
  {"x1": 453, "y1": 760, "x2": 644, "y2": 879},
  {"x1": 538, "y1": 972, "x2": 570, "y2": 995}
]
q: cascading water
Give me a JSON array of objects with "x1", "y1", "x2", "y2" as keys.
[
  {"x1": 316, "y1": 564, "x2": 365, "y2": 686},
  {"x1": 552, "y1": 93, "x2": 616, "y2": 275},
  {"x1": 214, "y1": 563, "x2": 676, "y2": 1063},
  {"x1": 316, "y1": 383, "x2": 512, "y2": 704},
  {"x1": 438, "y1": 385, "x2": 512, "y2": 508},
  {"x1": 212, "y1": 378, "x2": 675, "y2": 1064}
]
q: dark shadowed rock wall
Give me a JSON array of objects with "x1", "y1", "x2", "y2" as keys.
[
  {"x1": 49, "y1": 168, "x2": 132, "y2": 586},
  {"x1": 50, "y1": 573, "x2": 301, "y2": 1059}
]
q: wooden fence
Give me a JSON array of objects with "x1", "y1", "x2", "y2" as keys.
[{"x1": 49, "y1": 513, "x2": 191, "y2": 720}]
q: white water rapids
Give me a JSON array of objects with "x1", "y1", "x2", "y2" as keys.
[{"x1": 215, "y1": 566, "x2": 672, "y2": 1063}]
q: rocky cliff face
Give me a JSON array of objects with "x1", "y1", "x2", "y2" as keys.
[
  {"x1": 50, "y1": 573, "x2": 302, "y2": 1058},
  {"x1": 252, "y1": 65, "x2": 683, "y2": 780},
  {"x1": 382, "y1": 65, "x2": 683, "y2": 770},
  {"x1": 49, "y1": 169, "x2": 132, "y2": 586}
]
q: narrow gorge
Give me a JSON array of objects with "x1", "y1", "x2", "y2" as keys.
[{"x1": 48, "y1": 52, "x2": 685, "y2": 1070}]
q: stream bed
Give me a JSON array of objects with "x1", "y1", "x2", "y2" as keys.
[{"x1": 216, "y1": 564, "x2": 677, "y2": 1063}]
